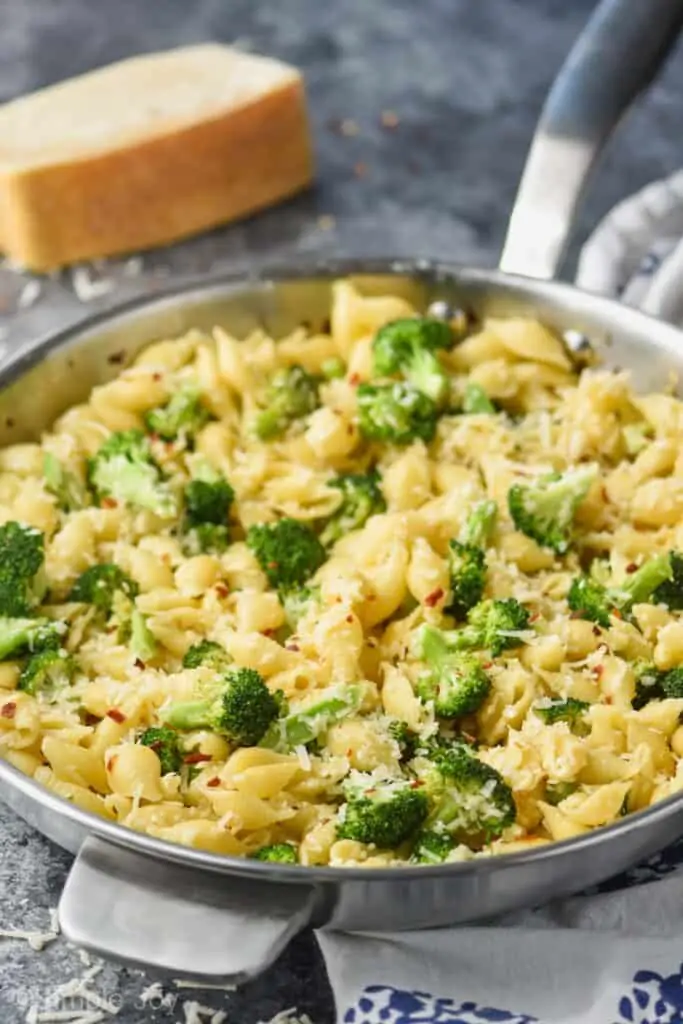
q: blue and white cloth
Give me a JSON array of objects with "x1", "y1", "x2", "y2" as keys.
[{"x1": 318, "y1": 171, "x2": 683, "y2": 1024}]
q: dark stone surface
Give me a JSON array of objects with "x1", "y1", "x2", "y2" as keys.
[{"x1": 2, "y1": 1, "x2": 683, "y2": 1020}]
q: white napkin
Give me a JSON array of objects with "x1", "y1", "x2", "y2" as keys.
[{"x1": 316, "y1": 175, "x2": 683, "y2": 1024}]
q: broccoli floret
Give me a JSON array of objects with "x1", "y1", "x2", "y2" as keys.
[
  {"x1": 662, "y1": 667, "x2": 683, "y2": 699},
  {"x1": 250, "y1": 843, "x2": 298, "y2": 863},
  {"x1": 260, "y1": 684, "x2": 363, "y2": 751},
  {"x1": 69, "y1": 564, "x2": 138, "y2": 614},
  {"x1": 372, "y1": 317, "x2": 452, "y2": 403},
  {"x1": 43, "y1": 453, "x2": 89, "y2": 511},
  {"x1": 569, "y1": 553, "x2": 674, "y2": 627},
  {"x1": 247, "y1": 518, "x2": 326, "y2": 590},
  {"x1": 88, "y1": 430, "x2": 177, "y2": 518},
  {"x1": 321, "y1": 357, "x2": 346, "y2": 380},
  {"x1": 446, "y1": 501, "x2": 498, "y2": 619},
  {"x1": 320, "y1": 472, "x2": 386, "y2": 548},
  {"x1": 418, "y1": 599, "x2": 530, "y2": 661},
  {"x1": 129, "y1": 608, "x2": 156, "y2": 662},
  {"x1": 462, "y1": 382, "x2": 496, "y2": 414},
  {"x1": 357, "y1": 382, "x2": 439, "y2": 445},
  {"x1": 389, "y1": 720, "x2": 419, "y2": 762},
  {"x1": 0, "y1": 521, "x2": 46, "y2": 617},
  {"x1": 631, "y1": 663, "x2": 683, "y2": 708},
  {"x1": 653, "y1": 551, "x2": 683, "y2": 610},
  {"x1": 255, "y1": 365, "x2": 320, "y2": 440},
  {"x1": 145, "y1": 388, "x2": 211, "y2": 441},
  {"x1": 446, "y1": 543, "x2": 486, "y2": 620},
  {"x1": 182, "y1": 469, "x2": 234, "y2": 555},
  {"x1": 163, "y1": 667, "x2": 279, "y2": 746},
  {"x1": 0, "y1": 616, "x2": 65, "y2": 661},
  {"x1": 411, "y1": 828, "x2": 457, "y2": 864},
  {"x1": 415, "y1": 625, "x2": 491, "y2": 717},
  {"x1": 508, "y1": 464, "x2": 598, "y2": 553},
  {"x1": 414, "y1": 743, "x2": 515, "y2": 843},
  {"x1": 336, "y1": 771, "x2": 429, "y2": 848},
  {"x1": 533, "y1": 698, "x2": 589, "y2": 726},
  {"x1": 279, "y1": 584, "x2": 320, "y2": 632},
  {"x1": 139, "y1": 726, "x2": 183, "y2": 774},
  {"x1": 17, "y1": 648, "x2": 74, "y2": 696},
  {"x1": 182, "y1": 639, "x2": 232, "y2": 671}
]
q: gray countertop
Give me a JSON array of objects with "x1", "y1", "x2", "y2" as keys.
[{"x1": 3, "y1": 1, "x2": 683, "y2": 1020}]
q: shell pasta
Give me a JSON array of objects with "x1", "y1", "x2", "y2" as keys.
[{"x1": 2, "y1": 278, "x2": 683, "y2": 868}]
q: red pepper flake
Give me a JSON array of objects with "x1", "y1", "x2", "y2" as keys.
[
  {"x1": 601, "y1": 486, "x2": 610, "y2": 503},
  {"x1": 1, "y1": 702, "x2": 16, "y2": 719},
  {"x1": 612, "y1": 608, "x2": 622, "y2": 619},
  {"x1": 346, "y1": 748, "x2": 354, "y2": 758},
  {"x1": 206, "y1": 776, "x2": 221, "y2": 788},
  {"x1": 348, "y1": 373, "x2": 361, "y2": 387},
  {"x1": 424, "y1": 587, "x2": 444, "y2": 608},
  {"x1": 214, "y1": 583, "x2": 229, "y2": 598},
  {"x1": 261, "y1": 628, "x2": 276, "y2": 638},
  {"x1": 625, "y1": 563, "x2": 638, "y2": 574},
  {"x1": 592, "y1": 625, "x2": 602, "y2": 636},
  {"x1": 347, "y1": 424, "x2": 355, "y2": 435},
  {"x1": 134, "y1": 658, "x2": 146, "y2": 670},
  {"x1": 152, "y1": 372, "x2": 162, "y2": 381},
  {"x1": 106, "y1": 756, "x2": 118, "y2": 772},
  {"x1": 101, "y1": 497, "x2": 118, "y2": 509},
  {"x1": 380, "y1": 110, "x2": 400, "y2": 129},
  {"x1": 106, "y1": 708, "x2": 126, "y2": 723},
  {"x1": 482, "y1": 661, "x2": 493, "y2": 670},
  {"x1": 410, "y1": 779, "x2": 425, "y2": 788},
  {"x1": 592, "y1": 664, "x2": 604, "y2": 678},
  {"x1": 604, "y1": 695, "x2": 613, "y2": 705},
  {"x1": 268, "y1": 560, "x2": 279, "y2": 569},
  {"x1": 529, "y1": 612, "x2": 540, "y2": 622},
  {"x1": 345, "y1": 615, "x2": 354, "y2": 624},
  {"x1": 286, "y1": 643, "x2": 300, "y2": 652},
  {"x1": 184, "y1": 752, "x2": 212, "y2": 765}
]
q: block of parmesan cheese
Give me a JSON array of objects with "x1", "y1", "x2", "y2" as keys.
[{"x1": 0, "y1": 45, "x2": 314, "y2": 270}]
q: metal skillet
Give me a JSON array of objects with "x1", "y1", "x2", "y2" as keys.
[{"x1": 2, "y1": 0, "x2": 683, "y2": 985}]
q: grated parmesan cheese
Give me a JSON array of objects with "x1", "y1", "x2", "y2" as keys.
[
  {"x1": 71, "y1": 266, "x2": 115, "y2": 302},
  {"x1": 17, "y1": 279, "x2": 42, "y2": 309},
  {"x1": 257, "y1": 1009, "x2": 314, "y2": 1024}
]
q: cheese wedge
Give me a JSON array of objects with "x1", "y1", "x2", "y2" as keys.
[{"x1": 0, "y1": 44, "x2": 314, "y2": 270}]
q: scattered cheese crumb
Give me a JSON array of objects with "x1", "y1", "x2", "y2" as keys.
[
  {"x1": 182, "y1": 1002, "x2": 227, "y2": 1024},
  {"x1": 339, "y1": 118, "x2": 358, "y2": 136},
  {"x1": 316, "y1": 215, "x2": 336, "y2": 232},
  {"x1": 0, "y1": 910, "x2": 60, "y2": 951},
  {"x1": 257, "y1": 1010, "x2": 314, "y2": 1024},
  {"x1": 71, "y1": 266, "x2": 115, "y2": 302},
  {"x1": 380, "y1": 109, "x2": 399, "y2": 128},
  {"x1": 174, "y1": 980, "x2": 237, "y2": 992}
]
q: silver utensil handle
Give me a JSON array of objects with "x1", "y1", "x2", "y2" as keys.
[
  {"x1": 59, "y1": 837, "x2": 317, "y2": 984},
  {"x1": 500, "y1": 0, "x2": 683, "y2": 280}
]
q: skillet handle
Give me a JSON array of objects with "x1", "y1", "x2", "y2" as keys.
[
  {"x1": 58, "y1": 836, "x2": 318, "y2": 984},
  {"x1": 499, "y1": 0, "x2": 683, "y2": 280}
]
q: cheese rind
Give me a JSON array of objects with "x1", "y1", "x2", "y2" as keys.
[{"x1": 0, "y1": 45, "x2": 314, "y2": 270}]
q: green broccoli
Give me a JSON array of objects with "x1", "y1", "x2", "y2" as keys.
[
  {"x1": 43, "y1": 453, "x2": 89, "y2": 511},
  {"x1": 568, "y1": 553, "x2": 674, "y2": 627},
  {"x1": 411, "y1": 828, "x2": 457, "y2": 864},
  {"x1": 247, "y1": 518, "x2": 326, "y2": 590},
  {"x1": 69, "y1": 564, "x2": 138, "y2": 614},
  {"x1": 88, "y1": 430, "x2": 177, "y2": 518},
  {"x1": 543, "y1": 781, "x2": 578, "y2": 806},
  {"x1": 320, "y1": 472, "x2": 386, "y2": 548},
  {"x1": 255, "y1": 365, "x2": 320, "y2": 440},
  {"x1": 507, "y1": 464, "x2": 598, "y2": 553},
  {"x1": 0, "y1": 521, "x2": 46, "y2": 617},
  {"x1": 653, "y1": 550, "x2": 683, "y2": 610},
  {"x1": 357, "y1": 382, "x2": 439, "y2": 445},
  {"x1": 389, "y1": 720, "x2": 420, "y2": 762},
  {"x1": 250, "y1": 843, "x2": 298, "y2": 863},
  {"x1": 320, "y1": 357, "x2": 346, "y2": 380},
  {"x1": 0, "y1": 616, "x2": 65, "y2": 661},
  {"x1": 415, "y1": 625, "x2": 491, "y2": 717},
  {"x1": 182, "y1": 467, "x2": 234, "y2": 555},
  {"x1": 279, "y1": 584, "x2": 320, "y2": 632},
  {"x1": 17, "y1": 648, "x2": 75, "y2": 696},
  {"x1": 462, "y1": 382, "x2": 496, "y2": 415},
  {"x1": 139, "y1": 726, "x2": 183, "y2": 774},
  {"x1": 163, "y1": 667, "x2": 280, "y2": 746},
  {"x1": 662, "y1": 667, "x2": 683, "y2": 699},
  {"x1": 372, "y1": 317, "x2": 453, "y2": 404},
  {"x1": 632, "y1": 664, "x2": 683, "y2": 708},
  {"x1": 129, "y1": 608, "x2": 156, "y2": 662},
  {"x1": 260, "y1": 684, "x2": 363, "y2": 751},
  {"x1": 182, "y1": 639, "x2": 233, "y2": 671},
  {"x1": 533, "y1": 698, "x2": 589, "y2": 727},
  {"x1": 414, "y1": 742, "x2": 515, "y2": 844},
  {"x1": 416, "y1": 598, "x2": 530, "y2": 661},
  {"x1": 145, "y1": 388, "x2": 211, "y2": 441},
  {"x1": 336, "y1": 772, "x2": 429, "y2": 848},
  {"x1": 446, "y1": 500, "x2": 498, "y2": 619}
]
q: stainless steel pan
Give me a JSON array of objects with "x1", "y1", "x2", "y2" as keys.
[{"x1": 2, "y1": 0, "x2": 683, "y2": 984}]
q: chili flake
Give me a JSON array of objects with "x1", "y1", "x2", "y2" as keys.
[{"x1": 1, "y1": 702, "x2": 16, "y2": 719}]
